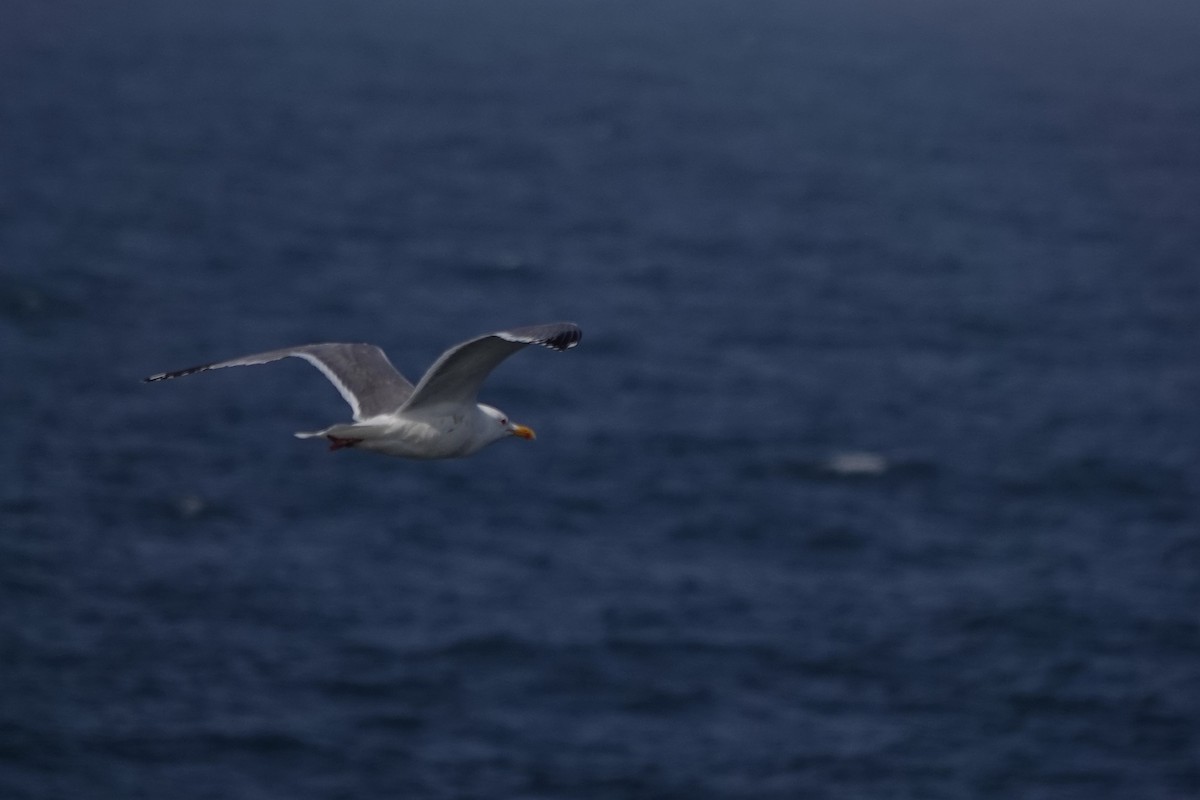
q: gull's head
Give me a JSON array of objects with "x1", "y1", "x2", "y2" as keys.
[{"x1": 478, "y1": 403, "x2": 536, "y2": 443}]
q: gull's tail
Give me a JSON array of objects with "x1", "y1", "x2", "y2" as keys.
[{"x1": 295, "y1": 422, "x2": 390, "y2": 440}]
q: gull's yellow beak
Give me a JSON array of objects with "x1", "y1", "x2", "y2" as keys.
[{"x1": 510, "y1": 423, "x2": 536, "y2": 440}]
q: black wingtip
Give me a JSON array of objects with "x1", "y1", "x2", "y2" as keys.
[
  {"x1": 544, "y1": 326, "x2": 582, "y2": 351},
  {"x1": 496, "y1": 322, "x2": 582, "y2": 352},
  {"x1": 142, "y1": 363, "x2": 214, "y2": 383}
]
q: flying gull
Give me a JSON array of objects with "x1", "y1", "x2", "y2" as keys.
[{"x1": 144, "y1": 322, "x2": 582, "y2": 458}]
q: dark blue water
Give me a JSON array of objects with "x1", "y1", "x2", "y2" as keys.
[{"x1": 2, "y1": 1, "x2": 1198, "y2": 797}]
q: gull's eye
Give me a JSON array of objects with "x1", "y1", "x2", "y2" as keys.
[{"x1": 500, "y1": 417, "x2": 508, "y2": 426}]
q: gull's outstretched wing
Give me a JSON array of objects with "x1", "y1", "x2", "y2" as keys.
[
  {"x1": 401, "y1": 322, "x2": 581, "y2": 413},
  {"x1": 144, "y1": 343, "x2": 415, "y2": 420}
]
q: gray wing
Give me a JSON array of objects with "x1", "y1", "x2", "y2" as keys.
[
  {"x1": 401, "y1": 322, "x2": 582, "y2": 413},
  {"x1": 144, "y1": 343, "x2": 415, "y2": 420}
]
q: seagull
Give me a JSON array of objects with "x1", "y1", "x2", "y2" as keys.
[{"x1": 144, "y1": 322, "x2": 582, "y2": 459}]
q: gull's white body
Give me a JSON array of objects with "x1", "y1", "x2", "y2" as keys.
[
  {"x1": 145, "y1": 323, "x2": 581, "y2": 459},
  {"x1": 300, "y1": 403, "x2": 516, "y2": 459}
]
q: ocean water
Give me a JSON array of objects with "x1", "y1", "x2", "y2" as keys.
[{"x1": 2, "y1": 1, "x2": 1198, "y2": 798}]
